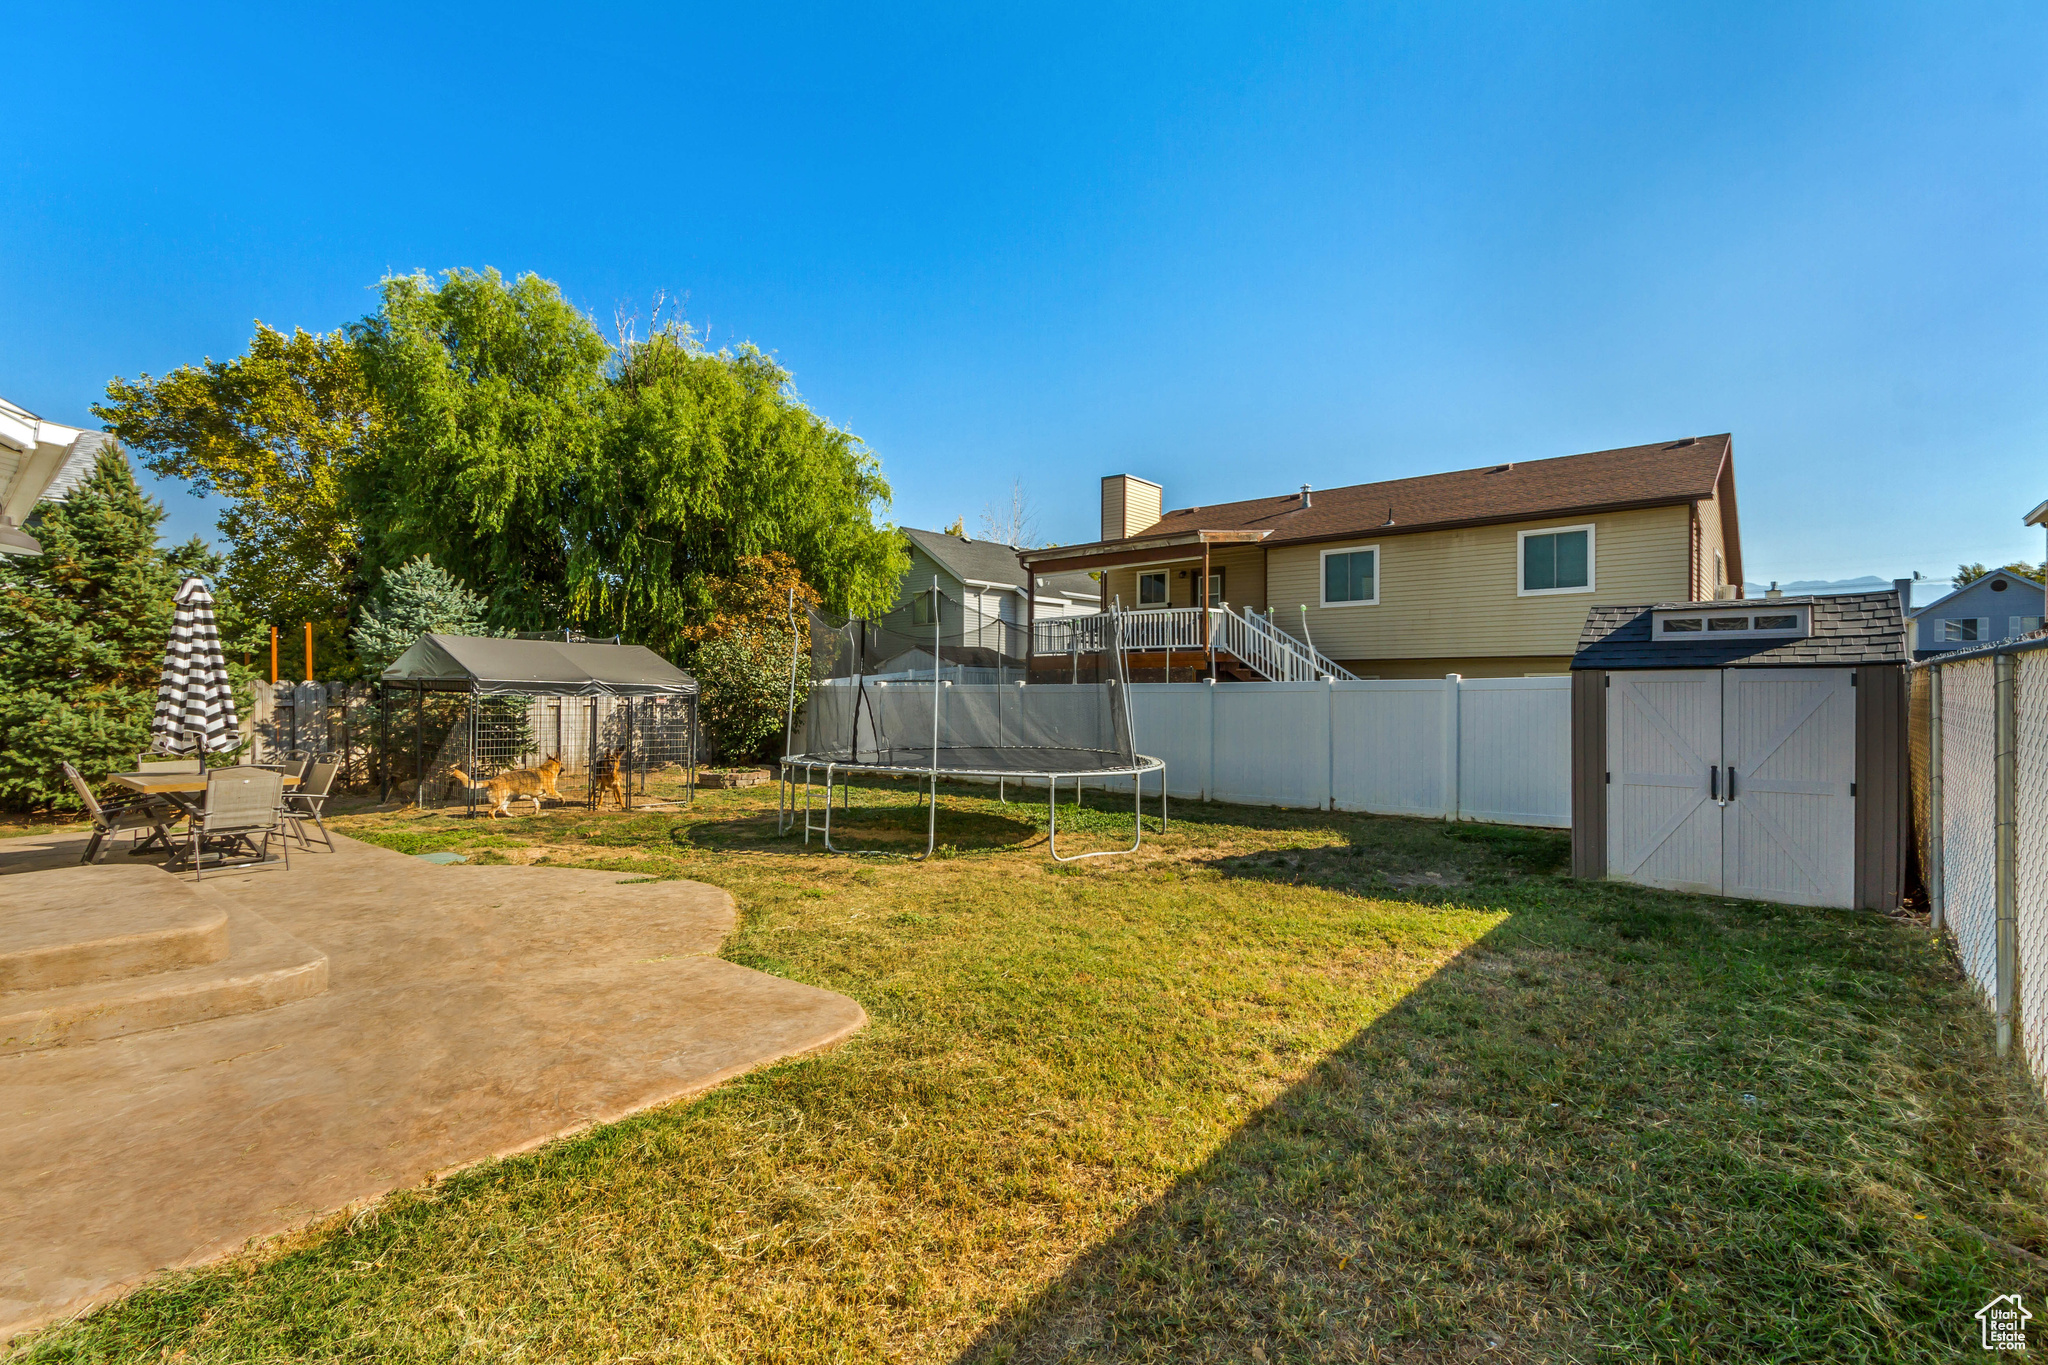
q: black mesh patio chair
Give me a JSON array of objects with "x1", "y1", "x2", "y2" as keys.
[
  {"x1": 62, "y1": 763, "x2": 179, "y2": 865},
  {"x1": 282, "y1": 755, "x2": 340, "y2": 852},
  {"x1": 186, "y1": 767, "x2": 290, "y2": 881}
]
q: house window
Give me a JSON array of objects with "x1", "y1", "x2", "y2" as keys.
[
  {"x1": 1138, "y1": 572, "x2": 1168, "y2": 606},
  {"x1": 1943, "y1": 618, "x2": 1986, "y2": 642},
  {"x1": 1199, "y1": 567, "x2": 1225, "y2": 606},
  {"x1": 910, "y1": 589, "x2": 939, "y2": 625},
  {"x1": 2013, "y1": 616, "x2": 2043, "y2": 636},
  {"x1": 1519, "y1": 525, "x2": 1594, "y2": 595},
  {"x1": 1320, "y1": 545, "x2": 1378, "y2": 606}
]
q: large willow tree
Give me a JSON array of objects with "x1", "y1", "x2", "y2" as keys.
[{"x1": 351, "y1": 269, "x2": 903, "y2": 655}]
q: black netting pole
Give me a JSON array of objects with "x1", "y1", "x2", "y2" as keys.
[{"x1": 466, "y1": 690, "x2": 477, "y2": 818}]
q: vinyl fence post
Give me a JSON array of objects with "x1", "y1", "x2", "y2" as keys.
[
  {"x1": 1204, "y1": 676, "x2": 1217, "y2": 803},
  {"x1": 1929, "y1": 664, "x2": 1946, "y2": 934},
  {"x1": 1322, "y1": 675, "x2": 1336, "y2": 811},
  {"x1": 1995, "y1": 650, "x2": 2018, "y2": 1057},
  {"x1": 1444, "y1": 674, "x2": 1463, "y2": 823}
]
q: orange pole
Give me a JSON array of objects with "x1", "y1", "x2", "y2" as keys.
[
  {"x1": 304, "y1": 621, "x2": 315, "y2": 682},
  {"x1": 270, "y1": 626, "x2": 278, "y2": 684}
]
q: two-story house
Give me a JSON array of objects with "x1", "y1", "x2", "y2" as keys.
[
  {"x1": 897, "y1": 527, "x2": 1099, "y2": 628},
  {"x1": 1016, "y1": 435, "x2": 1743, "y2": 679},
  {"x1": 1902, "y1": 569, "x2": 2045, "y2": 660}
]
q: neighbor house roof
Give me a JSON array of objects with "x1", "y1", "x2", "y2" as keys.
[
  {"x1": 1571, "y1": 591, "x2": 1906, "y2": 670},
  {"x1": 1021, "y1": 434, "x2": 1736, "y2": 571},
  {"x1": 1900, "y1": 567, "x2": 2044, "y2": 621},
  {"x1": 382, "y1": 633, "x2": 698, "y2": 697},
  {"x1": 0, "y1": 396, "x2": 119, "y2": 555},
  {"x1": 902, "y1": 527, "x2": 1098, "y2": 601}
]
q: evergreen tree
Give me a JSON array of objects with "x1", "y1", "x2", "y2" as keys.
[
  {"x1": 0, "y1": 447, "x2": 182, "y2": 810},
  {"x1": 349, "y1": 554, "x2": 500, "y2": 673}
]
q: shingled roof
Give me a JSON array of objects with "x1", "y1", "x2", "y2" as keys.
[
  {"x1": 1020, "y1": 434, "x2": 1736, "y2": 574},
  {"x1": 1571, "y1": 591, "x2": 1906, "y2": 670}
]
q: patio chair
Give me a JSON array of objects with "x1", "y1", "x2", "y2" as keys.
[
  {"x1": 62, "y1": 763, "x2": 179, "y2": 865},
  {"x1": 185, "y1": 767, "x2": 290, "y2": 881},
  {"x1": 282, "y1": 755, "x2": 340, "y2": 852}
]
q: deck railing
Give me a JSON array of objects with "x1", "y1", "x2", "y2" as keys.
[{"x1": 1032, "y1": 606, "x2": 1357, "y2": 682}]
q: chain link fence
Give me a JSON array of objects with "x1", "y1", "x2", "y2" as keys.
[{"x1": 1919, "y1": 637, "x2": 2048, "y2": 1097}]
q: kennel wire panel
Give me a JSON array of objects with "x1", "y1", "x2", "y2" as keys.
[{"x1": 411, "y1": 690, "x2": 699, "y2": 814}]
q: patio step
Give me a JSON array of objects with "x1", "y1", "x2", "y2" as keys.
[
  {"x1": 0, "y1": 864, "x2": 230, "y2": 992},
  {"x1": 0, "y1": 902, "x2": 327, "y2": 1054}
]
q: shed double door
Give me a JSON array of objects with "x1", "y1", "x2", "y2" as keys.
[{"x1": 1606, "y1": 668, "x2": 1855, "y2": 907}]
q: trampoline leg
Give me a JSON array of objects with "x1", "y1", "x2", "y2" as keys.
[
  {"x1": 822, "y1": 765, "x2": 838, "y2": 852},
  {"x1": 1048, "y1": 770, "x2": 1148, "y2": 863},
  {"x1": 999, "y1": 777, "x2": 1005, "y2": 804}
]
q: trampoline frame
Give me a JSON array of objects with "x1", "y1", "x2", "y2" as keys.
[
  {"x1": 774, "y1": 579, "x2": 1169, "y2": 860},
  {"x1": 778, "y1": 753, "x2": 1167, "y2": 861}
]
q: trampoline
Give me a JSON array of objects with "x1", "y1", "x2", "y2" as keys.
[{"x1": 777, "y1": 580, "x2": 1166, "y2": 859}]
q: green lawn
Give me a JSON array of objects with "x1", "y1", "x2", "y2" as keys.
[{"x1": 11, "y1": 779, "x2": 2047, "y2": 1363}]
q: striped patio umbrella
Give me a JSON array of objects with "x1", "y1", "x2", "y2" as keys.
[{"x1": 150, "y1": 576, "x2": 241, "y2": 755}]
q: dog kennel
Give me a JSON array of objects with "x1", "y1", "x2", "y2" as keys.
[
  {"x1": 1568, "y1": 591, "x2": 1909, "y2": 910},
  {"x1": 379, "y1": 634, "x2": 699, "y2": 815}
]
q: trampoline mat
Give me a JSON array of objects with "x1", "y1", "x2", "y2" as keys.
[{"x1": 791, "y1": 746, "x2": 1147, "y2": 776}]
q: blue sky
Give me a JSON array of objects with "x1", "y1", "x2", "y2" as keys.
[{"x1": 5, "y1": 2, "x2": 2044, "y2": 583}]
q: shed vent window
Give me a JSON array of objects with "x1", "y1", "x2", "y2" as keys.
[
  {"x1": 1661, "y1": 617, "x2": 1704, "y2": 633},
  {"x1": 1708, "y1": 616, "x2": 1749, "y2": 632},
  {"x1": 1753, "y1": 614, "x2": 1799, "y2": 631}
]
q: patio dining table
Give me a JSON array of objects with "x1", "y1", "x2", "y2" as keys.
[{"x1": 108, "y1": 769, "x2": 299, "y2": 855}]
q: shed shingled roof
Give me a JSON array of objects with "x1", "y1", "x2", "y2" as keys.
[
  {"x1": 1571, "y1": 591, "x2": 1906, "y2": 670},
  {"x1": 902, "y1": 528, "x2": 1098, "y2": 600}
]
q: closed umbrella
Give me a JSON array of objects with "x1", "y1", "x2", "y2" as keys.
[{"x1": 151, "y1": 576, "x2": 240, "y2": 755}]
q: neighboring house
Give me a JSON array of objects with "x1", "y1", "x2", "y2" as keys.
[
  {"x1": 1901, "y1": 568, "x2": 2045, "y2": 659},
  {"x1": 1018, "y1": 435, "x2": 1743, "y2": 679},
  {"x1": 897, "y1": 527, "x2": 1099, "y2": 629},
  {"x1": 0, "y1": 396, "x2": 116, "y2": 556}
]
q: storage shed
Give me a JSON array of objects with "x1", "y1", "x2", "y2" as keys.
[{"x1": 1569, "y1": 591, "x2": 1908, "y2": 910}]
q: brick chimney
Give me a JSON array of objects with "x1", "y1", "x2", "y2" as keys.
[{"x1": 1100, "y1": 474, "x2": 1163, "y2": 541}]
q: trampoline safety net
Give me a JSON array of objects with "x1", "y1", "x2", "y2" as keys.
[{"x1": 797, "y1": 588, "x2": 1137, "y2": 776}]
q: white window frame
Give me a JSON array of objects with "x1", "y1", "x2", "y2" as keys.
[
  {"x1": 1517, "y1": 523, "x2": 1597, "y2": 597},
  {"x1": 1318, "y1": 543, "x2": 1380, "y2": 608},
  {"x1": 1136, "y1": 571, "x2": 1169, "y2": 608}
]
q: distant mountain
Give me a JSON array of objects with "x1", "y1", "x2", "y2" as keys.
[{"x1": 1743, "y1": 575, "x2": 1904, "y2": 597}]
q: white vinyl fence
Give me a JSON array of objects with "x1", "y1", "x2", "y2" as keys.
[
  {"x1": 1914, "y1": 637, "x2": 2048, "y2": 1099},
  {"x1": 1106, "y1": 676, "x2": 1571, "y2": 828}
]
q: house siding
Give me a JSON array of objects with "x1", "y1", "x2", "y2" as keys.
[
  {"x1": 1692, "y1": 492, "x2": 1729, "y2": 600},
  {"x1": 1262, "y1": 504, "x2": 1693, "y2": 664},
  {"x1": 1910, "y1": 573, "x2": 2046, "y2": 653}
]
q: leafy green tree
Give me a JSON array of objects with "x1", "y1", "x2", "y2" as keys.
[
  {"x1": 350, "y1": 269, "x2": 611, "y2": 630},
  {"x1": 350, "y1": 269, "x2": 906, "y2": 655},
  {"x1": 96, "y1": 323, "x2": 378, "y2": 630},
  {"x1": 685, "y1": 552, "x2": 818, "y2": 761},
  {"x1": 580, "y1": 332, "x2": 904, "y2": 655},
  {"x1": 0, "y1": 447, "x2": 183, "y2": 810},
  {"x1": 350, "y1": 554, "x2": 501, "y2": 673}
]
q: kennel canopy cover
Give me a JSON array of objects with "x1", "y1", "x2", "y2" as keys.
[
  {"x1": 382, "y1": 633, "x2": 699, "y2": 698},
  {"x1": 796, "y1": 589, "x2": 1142, "y2": 775}
]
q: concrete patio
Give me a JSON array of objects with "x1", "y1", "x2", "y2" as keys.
[{"x1": 0, "y1": 828, "x2": 866, "y2": 1342}]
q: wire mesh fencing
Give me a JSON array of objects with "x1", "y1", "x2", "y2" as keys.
[
  {"x1": 409, "y1": 692, "x2": 699, "y2": 816},
  {"x1": 1921, "y1": 638, "x2": 2048, "y2": 1100}
]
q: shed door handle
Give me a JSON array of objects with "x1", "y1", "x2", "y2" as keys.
[
  {"x1": 1710, "y1": 765, "x2": 1719, "y2": 800},
  {"x1": 1725, "y1": 766, "x2": 1737, "y2": 800}
]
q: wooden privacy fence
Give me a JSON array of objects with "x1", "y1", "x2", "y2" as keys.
[
  {"x1": 1095, "y1": 676, "x2": 1571, "y2": 828},
  {"x1": 249, "y1": 681, "x2": 381, "y2": 789}
]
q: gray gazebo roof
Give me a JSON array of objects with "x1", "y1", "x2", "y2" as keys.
[
  {"x1": 1572, "y1": 591, "x2": 1906, "y2": 670},
  {"x1": 382, "y1": 633, "x2": 698, "y2": 697}
]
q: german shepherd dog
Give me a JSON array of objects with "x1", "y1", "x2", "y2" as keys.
[
  {"x1": 449, "y1": 755, "x2": 564, "y2": 819},
  {"x1": 592, "y1": 749, "x2": 627, "y2": 812}
]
